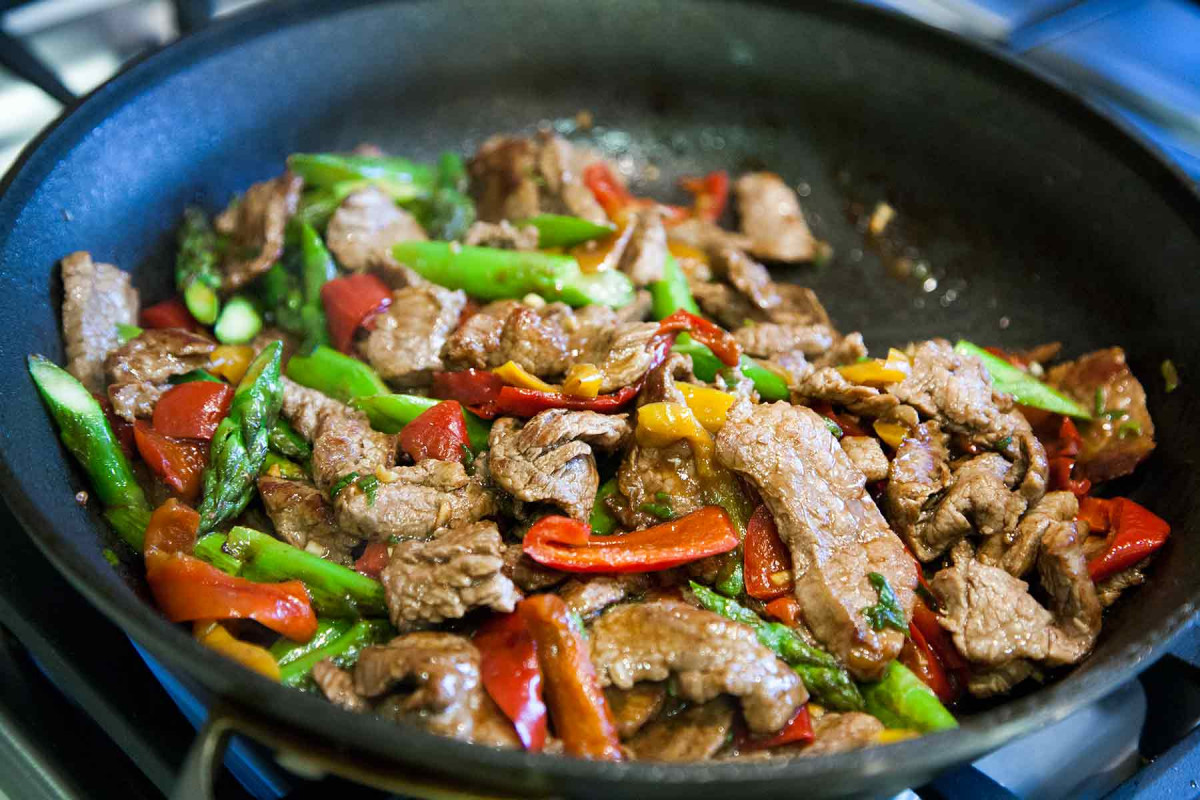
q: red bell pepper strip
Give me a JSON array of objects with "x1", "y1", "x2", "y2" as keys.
[
  {"x1": 900, "y1": 621, "x2": 957, "y2": 704},
  {"x1": 657, "y1": 310, "x2": 741, "y2": 367},
  {"x1": 320, "y1": 273, "x2": 393, "y2": 353},
  {"x1": 140, "y1": 297, "x2": 200, "y2": 331},
  {"x1": 909, "y1": 597, "x2": 967, "y2": 705},
  {"x1": 143, "y1": 500, "x2": 318, "y2": 641},
  {"x1": 354, "y1": 541, "x2": 390, "y2": 579},
  {"x1": 432, "y1": 369, "x2": 504, "y2": 407},
  {"x1": 474, "y1": 612, "x2": 548, "y2": 752},
  {"x1": 491, "y1": 383, "x2": 640, "y2": 418},
  {"x1": 1087, "y1": 498, "x2": 1170, "y2": 582},
  {"x1": 741, "y1": 705, "x2": 814, "y2": 749},
  {"x1": 764, "y1": 596, "x2": 802, "y2": 627},
  {"x1": 398, "y1": 400, "x2": 470, "y2": 463},
  {"x1": 517, "y1": 594, "x2": 621, "y2": 760},
  {"x1": 744, "y1": 504, "x2": 793, "y2": 600},
  {"x1": 1046, "y1": 416, "x2": 1091, "y2": 497},
  {"x1": 1077, "y1": 496, "x2": 1113, "y2": 533},
  {"x1": 681, "y1": 170, "x2": 729, "y2": 223},
  {"x1": 523, "y1": 506, "x2": 739, "y2": 573},
  {"x1": 151, "y1": 381, "x2": 234, "y2": 440},
  {"x1": 133, "y1": 420, "x2": 207, "y2": 501},
  {"x1": 582, "y1": 162, "x2": 688, "y2": 225}
]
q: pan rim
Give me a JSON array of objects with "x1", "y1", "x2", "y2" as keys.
[{"x1": 2, "y1": 0, "x2": 1199, "y2": 789}]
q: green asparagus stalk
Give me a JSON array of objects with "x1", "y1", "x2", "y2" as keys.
[
  {"x1": 955, "y1": 340, "x2": 1091, "y2": 420},
  {"x1": 260, "y1": 452, "x2": 308, "y2": 480},
  {"x1": 271, "y1": 618, "x2": 352, "y2": 666},
  {"x1": 279, "y1": 618, "x2": 393, "y2": 688},
  {"x1": 352, "y1": 393, "x2": 490, "y2": 452},
  {"x1": 193, "y1": 532, "x2": 246, "y2": 574},
  {"x1": 295, "y1": 221, "x2": 336, "y2": 350},
  {"x1": 518, "y1": 214, "x2": 615, "y2": 249},
  {"x1": 392, "y1": 241, "x2": 636, "y2": 308},
  {"x1": 415, "y1": 152, "x2": 475, "y2": 241},
  {"x1": 213, "y1": 295, "x2": 263, "y2": 345},
  {"x1": 286, "y1": 345, "x2": 388, "y2": 403},
  {"x1": 860, "y1": 661, "x2": 958, "y2": 732},
  {"x1": 268, "y1": 417, "x2": 311, "y2": 460},
  {"x1": 175, "y1": 207, "x2": 223, "y2": 325},
  {"x1": 197, "y1": 342, "x2": 284, "y2": 532},
  {"x1": 28, "y1": 356, "x2": 151, "y2": 549},
  {"x1": 287, "y1": 154, "x2": 435, "y2": 203},
  {"x1": 588, "y1": 478, "x2": 620, "y2": 536},
  {"x1": 225, "y1": 526, "x2": 387, "y2": 618},
  {"x1": 690, "y1": 582, "x2": 864, "y2": 711}
]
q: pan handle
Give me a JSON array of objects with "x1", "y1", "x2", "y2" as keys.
[{"x1": 171, "y1": 701, "x2": 533, "y2": 800}]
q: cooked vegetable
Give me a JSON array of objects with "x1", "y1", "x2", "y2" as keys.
[
  {"x1": 287, "y1": 153, "x2": 435, "y2": 201},
  {"x1": 286, "y1": 344, "x2": 388, "y2": 402},
  {"x1": 1085, "y1": 497, "x2": 1170, "y2": 582},
  {"x1": 208, "y1": 345, "x2": 254, "y2": 384},
  {"x1": 392, "y1": 241, "x2": 636, "y2": 308},
  {"x1": 416, "y1": 152, "x2": 476, "y2": 241},
  {"x1": 171, "y1": 368, "x2": 224, "y2": 385},
  {"x1": 213, "y1": 295, "x2": 263, "y2": 345},
  {"x1": 197, "y1": 341, "x2": 284, "y2": 532},
  {"x1": 518, "y1": 214, "x2": 615, "y2": 248},
  {"x1": 650, "y1": 254, "x2": 701, "y2": 319},
  {"x1": 1162, "y1": 359, "x2": 1180, "y2": 393},
  {"x1": 175, "y1": 207, "x2": 223, "y2": 325},
  {"x1": 194, "y1": 620, "x2": 280, "y2": 680},
  {"x1": 636, "y1": 402, "x2": 716, "y2": 476},
  {"x1": 260, "y1": 452, "x2": 308, "y2": 480},
  {"x1": 680, "y1": 170, "x2": 730, "y2": 223},
  {"x1": 321, "y1": 272, "x2": 392, "y2": 353},
  {"x1": 518, "y1": 594, "x2": 622, "y2": 760},
  {"x1": 133, "y1": 421, "x2": 206, "y2": 502},
  {"x1": 562, "y1": 363, "x2": 603, "y2": 399},
  {"x1": 744, "y1": 504, "x2": 792, "y2": 601},
  {"x1": 474, "y1": 611, "x2": 548, "y2": 752},
  {"x1": 270, "y1": 618, "x2": 351, "y2": 666},
  {"x1": 277, "y1": 618, "x2": 393, "y2": 688},
  {"x1": 690, "y1": 582, "x2": 864, "y2": 711},
  {"x1": 674, "y1": 382, "x2": 736, "y2": 432},
  {"x1": 152, "y1": 381, "x2": 234, "y2": 440},
  {"x1": 353, "y1": 393, "x2": 490, "y2": 452},
  {"x1": 116, "y1": 323, "x2": 143, "y2": 343},
  {"x1": 588, "y1": 478, "x2": 620, "y2": 536},
  {"x1": 524, "y1": 508, "x2": 738, "y2": 573},
  {"x1": 741, "y1": 705, "x2": 813, "y2": 749},
  {"x1": 140, "y1": 297, "x2": 198, "y2": 330},
  {"x1": 860, "y1": 661, "x2": 958, "y2": 733},
  {"x1": 396, "y1": 399, "x2": 470, "y2": 463},
  {"x1": 267, "y1": 417, "x2": 311, "y2": 460},
  {"x1": 955, "y1": 340, "x2": 1091, "y2": 419},
  {"x1": 28, "y1": 355, "x2": 151, "y2": 547}
]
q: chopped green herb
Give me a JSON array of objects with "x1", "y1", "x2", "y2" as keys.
[
  {"x1": 460, "y1": 443, "x2": 474, "y2": 468},
  {"x1": 855, "y1": 355, "x2": 871, "y2": 363},
  {"x1": 864, "y1": 572, "x2": 907, "y2": 633},
  {"x1": 1118, "y1": 421, "x2": 1143, "y2": 439},
  {"x1": 169, "y1": 369, "x2": 224, "y2": 385},
  {"x1": 1162, "y1": 359, "x2": 1180, "y2": 393},
  {"x1": 995, "y1": 435, "x2": 1012, "y2": 451},
  {"x1": 1094, "y1": 388, "x2": 1106, "y2": 417},
  {"x1": 115, "y1": 323, "x2": 143, "y2": 343},
  {"x1": 102, "y1": 548, "x2": 120, "y2": 567},
  {"x1": 824, "y1": 417, "x2": 843, "y2": 438},
  {"x1": 655, "y1": 491, "x2": 672, "y2": 503},
  {"x1": 329, "y1": 471, "x2": 361, "y2": 499},
  {"x1": 387, "y1": 534, "x2": 402, "y2": 544},
  {"x1": 639, "y1": 501, "x2": 674, "y2": 520},
  {"x1": 355, "y1": 474, "x2": 380, "y2": 506}
]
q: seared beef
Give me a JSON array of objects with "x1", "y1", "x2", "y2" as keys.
[
  {"x1": 469, "y1": 133, "x2": 607, "y2": 224},
  {"x1": 978, "y1": 490, "x2": 1076, "y2": 577},
  {"x1": 696, "y1": 247, "x2": 830, "y2": 332},
  {"x1": 443, "y1": 301, "x2": 575, "y2": 375},
  {"x1": 636, "y1": 352, "x2": 695, "y2": 406},
  {"x1": 488, "y1": 410, "x2": 630, "y2": 519},
  {"x1": 589, "y1": 599, "x2": 806, "y2": 733},
  {"x1": 909, "y1": 453, "x2": 1027, "y2": 564},
  {"x1": 215, "y1": 172, "x2": 302, "y2": 290},
  {"x1": 715, "y1": 401, "x2": 916, "y2": 679},
  {"x1": 667, "y1": 217, "x2": 753, "y2": 255},
  {"x1": 279, "y1": 376, "x2": 354, "y2": 440},
  {"x1": 535, "y1": 132, "x2": 610, "y2": 223},
  {"x1": 501, "y1": 543, "x2": 565, "y2": 592},
  {"x1": 690, "y1": 280, "x2": 761, "y2": 331},
  {"x1": 559, "y1": 574, "x2": 652, "y2": 619},
  {"x1": 800, "y1": 712, "x2": 885, "y2": 756},
  {"x1": 840, "y1": 436, "x2": 889, "y2": 482},
  {"x1": 1047, "y1": 347, "x2": 1155, "y2": 483},
  {"x1": 360, "y1": 285, "x2": 466, "y2": 386},
  {"x1": 734, "y1": 172, "x2": 816, "y2": 262},
  {"x1": 885, "y1": 422, "x2": 952, "y2": 557},
  {"x1": 734, "y1": 323, "x2": 836, "y2": 360},
  {"x1": 617, "y1": 442, "x2": 705, "y2": 529},
  {"x1": 967, "y1": 660, "x2": 1037, "y2": 698},
  {"x1": 463, "y1": 220, "x2": 539, "y2": 250},
  {"x1": 1096, "y1": 565, "x2": 1147, "y2": 608},
  {"x1": 325, "y1": 187, "x2": 427, "y2": 272},
  {"x1": 606, "y1": 683, "x2": 668, "y2": 740},
  {"x1": 1037, "y1": 503, "x2": 1102, "y2": 666},
  {"x1": 312, "y1": 661, "x2": 369, "y2": 712},
  {"x1": 584, "y1": 322, "x2": 661, "y2": 393},
  {"x1": 307, "y1": 407, "x2": 396, "y2": 493},
  {"x1": 335, "y1": 459, "x2": 495, "y2": 542},
  {"x1": 104, "y1": 329, "x2": 215, "y2": 420},
  {"x1": 380, "y1": 522, "x2": 520, "y2": 629},
  {"x1": 257, "y1": 476, "x2": 356, "y2": 564},
  {"x1": 627, "y1": 698, "x2": 736, "y2": 762},
  {"x1": 814, "y1": 332, "x2": 869, "y2": 369},
  {"x1": 792, "y1": 366, "x2": 900, "y2": 418},
  {"x1": 351, "y1": 633, "x2": 519, "y2": 747},
  {"x1": 60, "y1": 252, "x2": 139, "y2": 393},
  {"x1": 619, "y1": 207, "x2": 668, "y2": 286}
]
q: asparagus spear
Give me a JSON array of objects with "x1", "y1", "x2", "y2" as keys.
[
  {"x1": 690, "y1": 582, "x2": 864, "y2": 711},
  {"x1": 175, "y1": 207, "x2": 223, "y2": 325},
  {"x1": 260, "y1": 452, "x2": 308, "y2": 480},
  {"x1": 287, "y1": 153, "x2": 435, "y2": 203},
  {"x1": 286, "y1": 345, "x2": 388, "y2": 402},
  {"x1": 270, "y1": 618, "x2": 352, "y2": 665},
  {"x1": 860, "y1": 661, "x2": 958, "y2": 732},
  {"x1": 416, "y1": 152, "x2": 475, "y2": 241},
  {"x1": 197, "y1": 342, "x2": 283, "y2": 532},
  {"x1": 213, "y1": 295, "x2": 263, "y2": 345},
  {"x1": 268, "y1": 417, "x2": 311, "y2": 460},
  {"x1": 392, "y1": 241, "x2": 636, "y2": 308},
  {"x1": 278, "y1": 618, "x2": 393, "y2": 688},
  {"x1": 295, "y1": 221, "x2": 336, "y2": 350},
  {"x1": 224, "y1": 526, "x2": 387, "y2": 618},
  {"x1": 588, "y1": 478, "x2": 620, "y2": 536},
  {"x1": 352, "y1": 393, "x2": 490, "y2": 452},
  {"x1": 194, "y1": 531, "x2": 246, "y2": 574},
  {"x1": 28, "y1": 356, "x2": 151, "y2": 549}
]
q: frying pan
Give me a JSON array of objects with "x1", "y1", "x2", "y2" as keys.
[{"x1": 2, "y1": 1, "x2": 1199, "y2": 797}]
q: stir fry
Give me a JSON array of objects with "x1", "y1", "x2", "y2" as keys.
[{"x1": 32, "y1": 129, "x2": 1168, "y2": 761}]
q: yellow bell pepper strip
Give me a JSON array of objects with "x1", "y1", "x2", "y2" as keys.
[
  {"x1": 954, "y1": 340, "x2": 1092, "y2": 419},
  {"x1": 494, "y1": 360, "x2": 559, "y2": 394},
  {"x1": 563, "y1": 364, "x2": 603, "y2": 399},
  {"x1": 636, "y1": 402, "x2": 715, "y2": 477},
  {"x1": 523, "y1": 507, "x2": 739, "y2": 573},
  {"x1": 193, "y1": 620, "x2": 281, "y2": 680},
  {"x1": 873, "y1": 420, "x2": 909, "y2": 449},
  {"x1": 674, "y1": 382, "x2": 735, "y2": 432},
  {"x1": 837, "y1": 359, "x2": 909, "y2": 386},
  {"x1": 208, "y1": 345, "x2": 255, "y2": 384}
]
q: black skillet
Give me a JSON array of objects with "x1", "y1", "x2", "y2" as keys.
[{"x1": 2, "y1": 1, "x2": 1200, "y2": 797}]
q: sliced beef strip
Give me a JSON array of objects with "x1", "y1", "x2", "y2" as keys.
[
  {"x1": 734, "y1": 323, "x2": 836, "y2": 361},
  {"x1": 279, "y1": 376, "x2": 351, "y2": 440},
  {"x1": 967, "y1": 660, "x2": 1038, "y2": 698},
  {"x1": 469, "y1": 133, "x2": 608, "y2": 224},
  {"x1": 605, "y1": 683, "x2": 668, "y2": 740},
  {"x1": 978, "y1": 490, "x2": 1077, "y2": 578},
  {"x1": 487, "y1": 410, "x2": 630, "y2": 520},
  {"x1": 734, "y1": 172, "x2": 816, "y2": 263},
  {"x1": 559, "y1": 574, "x2": 652, "y2": 619},
  {"x1": 627, "y1": 698, "x2": 736, "y2": 762},
  {"x1": 442, "y1": 301, "x2": 572, "y2": 375},
  {"x1": 1037, "y1": 505, "x2": 1102, "y2": 666},
  {"x1": 636, "y1": 352, "x2": 695, "y2": 407},
  {"x1": 698, "y1": 247, "x2": 830, "y2": 331},
  {"x1": 257, "y1": 476, "x2": 357, "y2": 565},
  {"x1": 584, "y1": 322, "x2": 660, "y2": 393},
  {"x1": 617, "y1": 440, "x2": 706, "y2": 529},
  {"x1": 667, "y1": 217, "x2": 753, "y2": 255},
  {"x1": 359, "y1": 285, "x2": 466, "y2": 386},
  {"x1": 335, "y1": 459, "x2": 496, "y2": 542},
  {"x1": 352, "y1": 632, "x2": 519, "y2": 747},
  {"x1": 814, "y1": 333, "x2": 869, "y2": 369},
  {"x1": 619, "y1": 207, "x2": 668, "y2": 286},
  {"x1": 1096, "y1": 564, "x2": 1147, "y2": 607},
  {"x1": 281, "y1": 381, "x2": 398, "y2": 493},
  {"x1": 840, "y1": 436, "x2": 889, "y2": 482},
  {"x1": 463, "y1": 220, "x2": 539, "y2": 250},
  {"x1": 312, "y1": 660, "x2": 369, "y2": 713},
  {"x1": 885, "y1": 422, "x2": 952, "y2": 558},
  {"x1": 501, "y1": 543, "x2": 565, "y2": 592},
  {"x1": 1046, "y1": 347, "x2": 1155, "y2": 483},
  {"x1": 325, "y1": 186, "x2": 427, "y2": 272},
  {"x1": 589, "y1": 599, "x2": 806, "y2": 733},
  {"x1": 715, "y1": 401, "x2": 916, "y2": 680},
  {"x1": 381, "y1": 522, "x2": 520, "y2": 629},
  {"x1": 690, "y1": 279, "x2": 761, "y2": 331},
  {"x1": 104, "y1": 329, "x2": 216, "y2": 420},
  {"x1": 535, "y1": 131, "x2": 610, "y2": 224},
  {"x1": 736, "y1": 711, "x2": 884, "y2": 758},
  {"x1": 60, "y1": 251, "x2": 139, "y2": 393},
  {"x1": 909, "y1": 453, "x2": 1028, "y2": 564},
  {"x1": 792, "y1": 366, "x2": 900, "y2": 418},
  {"x1": 214, "y1": 172, "x2": 302, "y2": 290}
]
